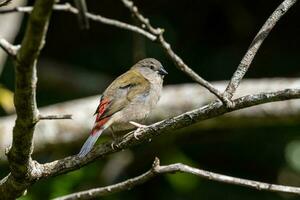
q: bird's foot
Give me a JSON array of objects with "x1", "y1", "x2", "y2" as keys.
[
  {"x1": 130, "y1": 121, "x2": 147, "y2": 140},
  {"x1": 110, "y1": 141, "x2": 119, "y2": 150}
]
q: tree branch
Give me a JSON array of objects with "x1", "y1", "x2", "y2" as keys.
[
  {"x1": 0, "y1": 1, "x2": 299, "y2": 199},
  {"x1": 39, "y1": 114, "x2": 72, "y2": 120},
  {"x1": 54, "y1": 157, "x2": 300, "y2": 200},
  {"x1": 74, "y1": 0, "x2": 89, "y2": 29},
  {"x1": 0, "y1": 36, "x2": 19, "y2": 57},
  {"x1": 0, "y1": 0, "x2": 55, "y2": 199},
  {"x1": 1, "y1": 78, "x2": 300, "y2": 159},
  {"x1": 224, "y1": 0, "x2": 298, "y2": 99},
  {"x1": 30, "y1": 88, "x2": 300, "y2": 180},
  {"x1": 120, "y1": 0, "x2": 231, "y2": 106},
  {"x1": 0, "y1": 3, "x2": 157, "y2": 41}
]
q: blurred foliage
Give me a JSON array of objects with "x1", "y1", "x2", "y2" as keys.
[
  {"x1": 0, "y1": 84, "x2": 14, "y2": 113},
  {"x1": 0, "y1": 0, "x2": 299, "y2": 199}
]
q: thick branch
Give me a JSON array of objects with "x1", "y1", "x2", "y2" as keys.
[
  {"x1": 0, "y1": 0, "x2": 55, "y2": 199},
  {"x1": 224, "y1": 0, "x2": 298, "y2": 99},
  {"x1": 54, "y1": 157, "x2": 300, "y2": 200}
]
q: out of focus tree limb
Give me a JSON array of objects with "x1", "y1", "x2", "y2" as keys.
[
  {"x1": 0, "y1": 0, "x2": 12, "y2": 7},
  {"x1": 1, "y1": 78, "x2": 300, "y2": 160}
]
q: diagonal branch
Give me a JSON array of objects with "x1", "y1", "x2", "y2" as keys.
[
  {"x1": 0, "y1": 2, "x2": 229, "y2": 104},
  {"x1": 0, "y1": 0, "x2": 55, "y2": 199},
  {"x1": 54, "y1": 157, "x2": 300, "y2": 200},
  {"x1": 224, "y1": 0, "x2": 298, "y2": 99},
  {"x1": 121, "y1": 0, "x2": 231, "y2": 106},
  {"x1": 0, "y1": 36, "x2": 19, "y2": 57},
  {"x1": 74, "y1": 0, "x2": 89, "y2": 29},
  {"x1": 33, "y1": 88, "x2": 300, "y2": 179}
]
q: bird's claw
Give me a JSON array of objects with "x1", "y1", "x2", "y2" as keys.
[
  {"x1": 129, "y1": 121, "x2": 147, "y2": 140},
  {"x1": 133, "y1": 127, "x2": 145, "y2": 140},
  {"x1": 111, "y1": 141, "x2": 119, "y2": 150}
]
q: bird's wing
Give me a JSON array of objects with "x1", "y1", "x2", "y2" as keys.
[{"x1": 94, "y1": 69, "x2": 151, "y2": 122}]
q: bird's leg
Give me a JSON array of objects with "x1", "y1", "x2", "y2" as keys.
[
  {"x1": 110, "y1": 127, "x2": 117, "y2": 140},
  {"x1": 109, "y1": 127, "x2": 119, "y2": 150},
  {"x1": 129, "y1": 121, "x2": 147, "y2": 140}
]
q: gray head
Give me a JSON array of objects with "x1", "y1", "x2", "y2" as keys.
[{"x1": 132, "y1": 58, "x2": 168, "y2": 78}]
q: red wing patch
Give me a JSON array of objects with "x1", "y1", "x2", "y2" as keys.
[
  {"x1": 95, "y1": 97, "x2": 110, "y2": 121},
  {"x1": 91, "y1": 97, "x2": 111, "y2": 135},
  {"x1": 91, "y1": 117, "x2": 110, "y2": 135}
]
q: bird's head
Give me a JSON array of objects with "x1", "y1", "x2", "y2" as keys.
[{"x1": 132, "y1": 58, "x2": 168, "y2": 79}]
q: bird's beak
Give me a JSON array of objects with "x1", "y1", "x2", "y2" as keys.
[{"x1": 158, "y1": 67, "x2": 168, "y2": 76}]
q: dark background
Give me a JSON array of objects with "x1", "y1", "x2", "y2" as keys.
[{"x1": 0, "y1": 0, "x2": 300, "y2": 199}]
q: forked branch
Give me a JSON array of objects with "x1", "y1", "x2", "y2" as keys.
[{"x1": 224, "y1": 0, "x2": 298, "y2": 99}]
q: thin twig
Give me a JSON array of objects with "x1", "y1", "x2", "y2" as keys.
[
  {"x1": 0, "y1": 3, "x2": 157, "y2": 41},
  {"x1": 121, "y1": 0, "x2": 232, "y2": 106},
  {"x1": 74, "y1": 0, "x2": 89, "y2": 29},
  {"x1": 224, "y1": 0, "x2": 298, "y2": 99},
  {"x1": 0, "y1": 37, "x2": 20, "y2": 57},
  {"x1": 54, "y1": 157, "x2": 300, "y2": 200},
  {"x1": 39, "y1": 114, "x2": 72, "y2": 120}
]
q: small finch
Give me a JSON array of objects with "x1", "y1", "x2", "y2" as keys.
[{"x1": 78, "y1": 58, "x2": 167, "y2": 157}]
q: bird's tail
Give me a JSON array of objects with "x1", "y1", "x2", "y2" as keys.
[{"x1": 78, "y1": 129, "x2": 103, "y2": 157}]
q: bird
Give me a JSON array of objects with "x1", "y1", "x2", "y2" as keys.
[{"x1": 78, "y1": 58, "x2": 167, "y2": 157}]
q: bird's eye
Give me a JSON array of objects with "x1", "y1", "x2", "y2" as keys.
[{"x1": 150, "y1": 65, "x2": 155, "y2": 70}]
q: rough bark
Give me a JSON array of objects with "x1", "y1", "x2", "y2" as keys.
[{"x1": 0, "y1": 0, "x2": 55, "y2": 199}]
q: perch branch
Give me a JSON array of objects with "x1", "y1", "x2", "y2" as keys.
[
  {"x1": 1, "y1": 78, "x2": 300, "y2": 158},
  {"x1": 54, "y1": 157, "x2": 300, "y2": 200},
  {"x1": 32, "y1": 88, "x2": 300, "y2": 180},
  {"x1": 224, "y1": 0, "x2": 298, "y2": 99}
]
